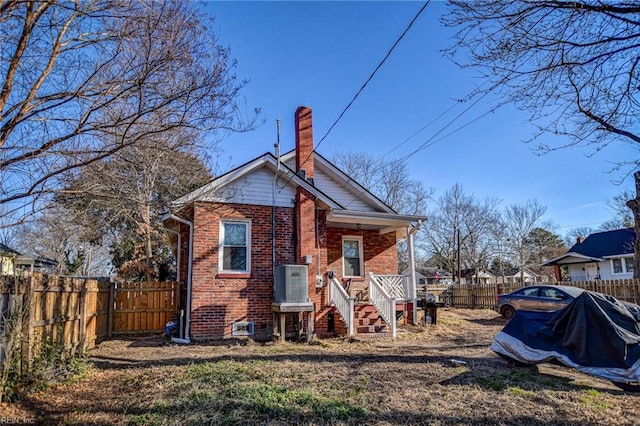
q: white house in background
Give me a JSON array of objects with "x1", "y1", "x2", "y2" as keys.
[
  {"x1": 0, "y1": 243, "x2": 58, "y2": 276},
  {"x1": 543, "y1": 228, "x2": 635, "y2": 281},
  {"x1": 1, "y1": 243, "x2": 19, "y2": 275},
  {"x1": 502, "y1": 268, "x2": 547, "y2": 284}
]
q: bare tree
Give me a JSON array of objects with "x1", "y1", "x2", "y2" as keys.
[
  {"x1": 15, "y1": 206, "x2": 111, "y2": 276},
  {"x1": 602, "y1": 188, "x2": 635, "y2": 230},
  {"x1": 444, "y1": 1, "x2": 640, "y2": 276},
  {"x1": 58, "y1": 130, "x2": 212, "y2": 281},
  {"x1": 331, "y1": 151, "x2": 433, "y2": 272},
  {"x1": 564, "y1": 226, "x2": 595, "y2": 249},
  {"x1": 331, "y1": 151, "x2": 433, "y2": 216},
  {"x1": 503, "y1": 200, "x2": 547, "y2": 282},
  {"x1": 0, "y1": 0, "x2": 254, "y2": 227},
  {"x1": 422, "y1": 183, "x2": 500, "y2": 282},
  {"x1": 445, "y1": 1, "x2": 640, "y2": 154}
]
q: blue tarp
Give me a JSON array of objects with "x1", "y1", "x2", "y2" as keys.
[{"x1": 491, "y1": 291, "x2": 640, "y2": 383}]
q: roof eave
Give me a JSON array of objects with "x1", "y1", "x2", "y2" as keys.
[
  {"x1": 326, "y1": 210, "x2": 426, "y2": 234},
  {"x1": 542, "y1": 252, "x2": 604, "y2": 266}
]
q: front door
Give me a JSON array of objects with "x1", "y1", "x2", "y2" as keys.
[{"x1": 585, "y1": 263, "x2": 599, "y2": 280}]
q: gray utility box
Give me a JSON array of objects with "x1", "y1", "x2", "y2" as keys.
[{"x1": 274, "y1": 265, "x2": 309, "y2": 303}]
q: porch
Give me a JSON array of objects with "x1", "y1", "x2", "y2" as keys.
[{"x1": 328, "y1": 272, "x2": 417, "y2": 339}]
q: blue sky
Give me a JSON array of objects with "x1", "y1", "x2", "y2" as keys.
[{"x1": 203, "y1": 1, "x2": 639, "y2": 235}]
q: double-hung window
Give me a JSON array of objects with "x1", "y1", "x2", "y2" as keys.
[
  {"x1": 342, "y1": 236, "x2": 364, "y2": 278},
  {"x1": 612, "y1": 257, "x2": 634, "y2": 275},
  {"x1": 219, "y1": 219, "x2": 251, "y2": 273}
]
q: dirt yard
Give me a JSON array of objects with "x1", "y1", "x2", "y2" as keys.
[{"x1": 3, "y1": 308, "x2": 639, "y2": 425}]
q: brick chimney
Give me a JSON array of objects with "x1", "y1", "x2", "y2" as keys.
[
  {"x1": 295, "y1": 106, "x2": 314, "y2": 180},
  {"x1": 294, "y1": 107, "x2": 319, "y2": 322}
]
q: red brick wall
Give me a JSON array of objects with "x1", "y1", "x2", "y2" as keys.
[
  {"x1": 326, "y1": 227, "x2": 398, "y2": 282},
  {"x1": 189, "y1": 202, "x2": 294, "y2": 340},
  {"x1": 186, "y1": 199, "x2": 400, "y2": 340}
]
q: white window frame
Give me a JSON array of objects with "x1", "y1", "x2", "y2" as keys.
[
  {"x1": 342, "y1": 236, "x2": 364, "y2": 278},
  {"x1": 610, "y1": 256, "x2": 634, "y2": 275},
  {"x1": 219, "y1": 219, "x2": 251, "y2": 274}
]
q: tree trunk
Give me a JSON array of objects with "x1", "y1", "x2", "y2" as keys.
[
  {"x1": 626, "y1": 171, "x2": 640, "y2": 279},
  {"x1": 142, "y1": 204, "x2": 154, "y2": 283}
]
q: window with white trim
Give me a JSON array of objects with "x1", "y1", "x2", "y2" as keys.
[
  {"x1": 219, "y1": 219, "x2": 251, "y2": 273},
  {"x1": 342, "y1": 236, "x2": 364, "y2": 278},
  {"x1": 611, "y1": 257, "x2": 634, "y2": 275}
]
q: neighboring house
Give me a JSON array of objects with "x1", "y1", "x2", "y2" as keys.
[
  {"x1": 502, "y1": 268, "x2": 545, "y2": 284},
  {"x1": 162, "y1": 107, "x2": 427, "y2": 341},
  {"x1": 543, "y1": 228, "x2": 635, "y2": 281},
  {"x1": 461, "y1": 269, "x2": 497, "y2": 285},
  {"x1": 0, "y1": 243, "x2": 58, "y2": 276},
  {"x1": 404, "y1": 267, "x2": 453, "y2": 286},
  {"x1": 1, "y1": 243, "x2": 19, "y2": 275},
  {"x1": 15, "y1": 255, "x2": 59, "y2": 274}
]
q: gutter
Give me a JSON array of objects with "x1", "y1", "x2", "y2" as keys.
[{"x1": 164, "y1": 214, "x2": 194, "y2": 343}]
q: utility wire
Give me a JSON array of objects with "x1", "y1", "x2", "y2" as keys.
[
  {"x1": 314, "y1": 0, "x2": 431, "y2": 153},
  {"x1": 282, "y1": 0, "x2": 431, "y2": 192},
  {"x1": 342, "y1": 90, "x2": 494, "y2": 209},
  {"x1": 283, "y1": 0, "x2": 431, "y2": 188}
]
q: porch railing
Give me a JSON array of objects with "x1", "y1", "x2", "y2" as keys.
[
  {"x1": 371, "y1": 274, "x2": 413, "y2": 301},
  {"x1": 329, "y1": 277, "x2": 354, "y2": 336},
  {"x1": 368, "y1": 273, "x2": 397, "y2": 338}
]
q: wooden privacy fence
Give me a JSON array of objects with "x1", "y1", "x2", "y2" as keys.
[
  {"x1": 1, "y1": 274, "x2": 110, "y2": 375},
  {"x1": 112, "y1": 280, "x2": 181, "y2": 335},
  {"x1": 1, "y1": 273, "x2": 181, "y2": 375},
  {"x1": 447, "y1": 279, "x2": 640, "y2": 309}
]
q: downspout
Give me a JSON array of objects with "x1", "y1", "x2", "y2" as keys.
[
  {"x1": 272, "y1": 119, "x2": 281, "y2": 274},
  {"x1": 407, "y1": 220, "x2": 423, "y2": 325},
  {"x1": 166, "y1": 214, "x2": 193, "y2": 344}
]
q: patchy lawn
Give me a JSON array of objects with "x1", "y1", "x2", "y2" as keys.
[{"x1": 5, "y1": 309, "x2": 639, "y2": 425}]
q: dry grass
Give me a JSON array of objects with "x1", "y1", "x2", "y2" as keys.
[{"x1": 6, "y1": 308, "x2": 640, "y2": 425}]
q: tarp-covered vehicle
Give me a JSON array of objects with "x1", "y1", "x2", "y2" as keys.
[{"x1": 491, "y1": 290, "x2": 640, "y2": 391}]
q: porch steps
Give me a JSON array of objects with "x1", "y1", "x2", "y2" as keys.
[{"x1": 353, "y1": 302, "x2": 397, "y2": 338}]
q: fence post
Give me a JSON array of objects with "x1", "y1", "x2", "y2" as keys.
[
  {"x1": 107, "y1": 282, "x2": 116, "y2": 338},
  {"x1": 78, "y1": 279, "x2": 88, "y2": 354},
  {"x1": 20, "y1": 275, "x2": 36, "y2": 374}
]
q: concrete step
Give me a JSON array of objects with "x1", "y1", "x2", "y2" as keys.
[
  {"x1": 356, "y1": 324, "x2": 387, "y2": 334},
  {"x1": 355, "y1": 331, "x2": 394, "y2": 340}
]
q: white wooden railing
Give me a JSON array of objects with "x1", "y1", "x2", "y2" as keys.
[
  {"x1": 368, "y1": 273, "x2": 397, "y2": 338},
  {"x1": 329, "y1": 277, "x2": 354, "y2": 336},
  {"x1": 371, "y1": 274, "x2": 413, "y2": 301}
]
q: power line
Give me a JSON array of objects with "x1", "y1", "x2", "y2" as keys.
[
  {"x1": 281, "y1": 0, "x2": 432, "y2": 191},
  {"x1": 342, "y1": 91, "x2": 495, "y2": 209},
  {"x1": 313, "y1": 1, "x2": 431, "y2": 153},
  {"x1": 342, "y1": 108, "x2": 495, "y2": 209}
]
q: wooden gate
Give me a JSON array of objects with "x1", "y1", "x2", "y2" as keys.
[{"x1": 111, "y1": 281, "x2": 181, "y2": 335}]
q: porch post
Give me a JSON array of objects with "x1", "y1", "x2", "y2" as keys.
[{"x1": 407, "y1": 226, "x2": 418, "y2": 325}]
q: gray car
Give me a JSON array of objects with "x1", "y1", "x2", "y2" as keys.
[{"x1": 495, "y1": 285, "x2": 640, "y2": 320}]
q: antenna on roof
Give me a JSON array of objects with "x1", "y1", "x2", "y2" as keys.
[{"x1": 275, "y1": 118, "x2": 281, "y2": 171}]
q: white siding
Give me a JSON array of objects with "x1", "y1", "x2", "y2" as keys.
[
  {"x1": 200, "y1": 167, "x2": 296, "y2": 207},
  {"x1": 313, "y1": 169, "x2": 374, "y2": 212},
  {"x1": 567, "y1": 260, "x2": 633, "y2": 281}
]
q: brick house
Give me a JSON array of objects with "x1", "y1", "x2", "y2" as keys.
[{"x1": 162, "y1": 106, "x2": 426, "y2": 341}]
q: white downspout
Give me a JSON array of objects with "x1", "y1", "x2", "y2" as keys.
[{"x1": 166, "y1": 214, "x2": 193, "y2": 343}]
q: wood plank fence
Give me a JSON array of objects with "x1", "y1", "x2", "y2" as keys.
[
  {"x1": 444, "y1": 279, "x2": 640, "y2": 309},
  {"x1": 1, "y1": 273, "x2": 181, "y2": 377},
  {"x1": 112, "y1": 280, "x2": 181, "y2": 335}
]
